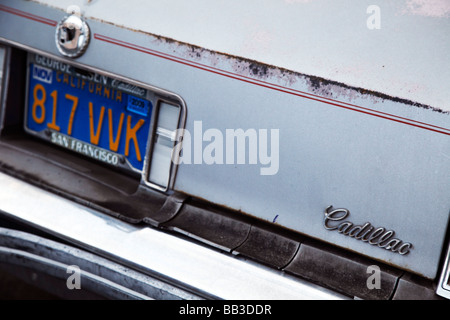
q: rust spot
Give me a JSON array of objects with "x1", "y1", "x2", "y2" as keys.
[
  {"x1": 249, "y1": 62, "x2": 268, "y2": 77},
  {"x1": 304, "y1": 75, "x2": 447, "y2": 113},
  {"x1": 86, "y1": 15, "x2": 446, "y2": 114},
  {"x1": 150, "y1": 32, "x2": 446, "y2": 113}
]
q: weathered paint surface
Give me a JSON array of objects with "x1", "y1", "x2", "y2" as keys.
[
  {"x1": 29, "y1": 0, "x2": 450, "y2": 112},
  {"x1": 157, "y1": 35, "x2": 445, "y2": 114}
]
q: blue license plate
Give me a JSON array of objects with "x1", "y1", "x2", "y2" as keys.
[{"x1": 26, "y1": 63, "x2": 152, "y2": 172}]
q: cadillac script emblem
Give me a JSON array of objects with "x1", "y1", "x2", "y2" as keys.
[
  {"x1": 323, "y1": 206, "x2": 413, "y2": 255},
  {"x1": 55, "y1": 14, "x2": 90, "y2": 58}
]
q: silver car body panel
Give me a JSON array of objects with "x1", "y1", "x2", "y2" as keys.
[{"x1": 0, "y1": 0, "x2": 449, "y2": 281}]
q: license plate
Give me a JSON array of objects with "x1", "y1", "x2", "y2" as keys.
[{"x1": 25, "y1": 57, "x2": 152, "y2": 173}]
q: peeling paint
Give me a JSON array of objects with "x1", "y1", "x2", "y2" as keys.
[
  {"x1": 31, "y1": 9, "x2": 450, "y2": 113},
  {"x1": 154, "y1": 31, "x2": 447, "y2": 113},
  {"x1": 147, "y1": 26, "x2": 446, "y2": 113},
  {"x1": 152, "y1": 34, "x2": 300, "y2": 87},
  {"x1": 26, "y1": 0, "x2": 449, "y2": 113}
]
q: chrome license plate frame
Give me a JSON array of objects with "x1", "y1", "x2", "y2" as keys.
[
  {"x1": 25, "y1": 54, "x2": 155, "y2": 173},
  {"x1": 23, "y1": 53, "x2": 186, "y2": 192}
]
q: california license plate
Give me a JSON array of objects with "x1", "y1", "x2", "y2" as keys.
[{"x1": 25, "y1": 55, "x2": 152, "y2": 173}]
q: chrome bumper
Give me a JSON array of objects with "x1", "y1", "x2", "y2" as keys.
[{"x1": 0, "y1": 172, "x2": 346, "y2": 300}]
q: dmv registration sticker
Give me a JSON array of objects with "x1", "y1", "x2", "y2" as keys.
[{"x1": 25, "y1": 57, "x2": 152, "y2": 173}]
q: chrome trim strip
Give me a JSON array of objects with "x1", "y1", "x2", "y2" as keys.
[
  {"x1": 437, "y1": 243, "x2": 450, "y2": 299},
  {"x1": 0, "y1": 172, "x2": 347, "y2": 300}
]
